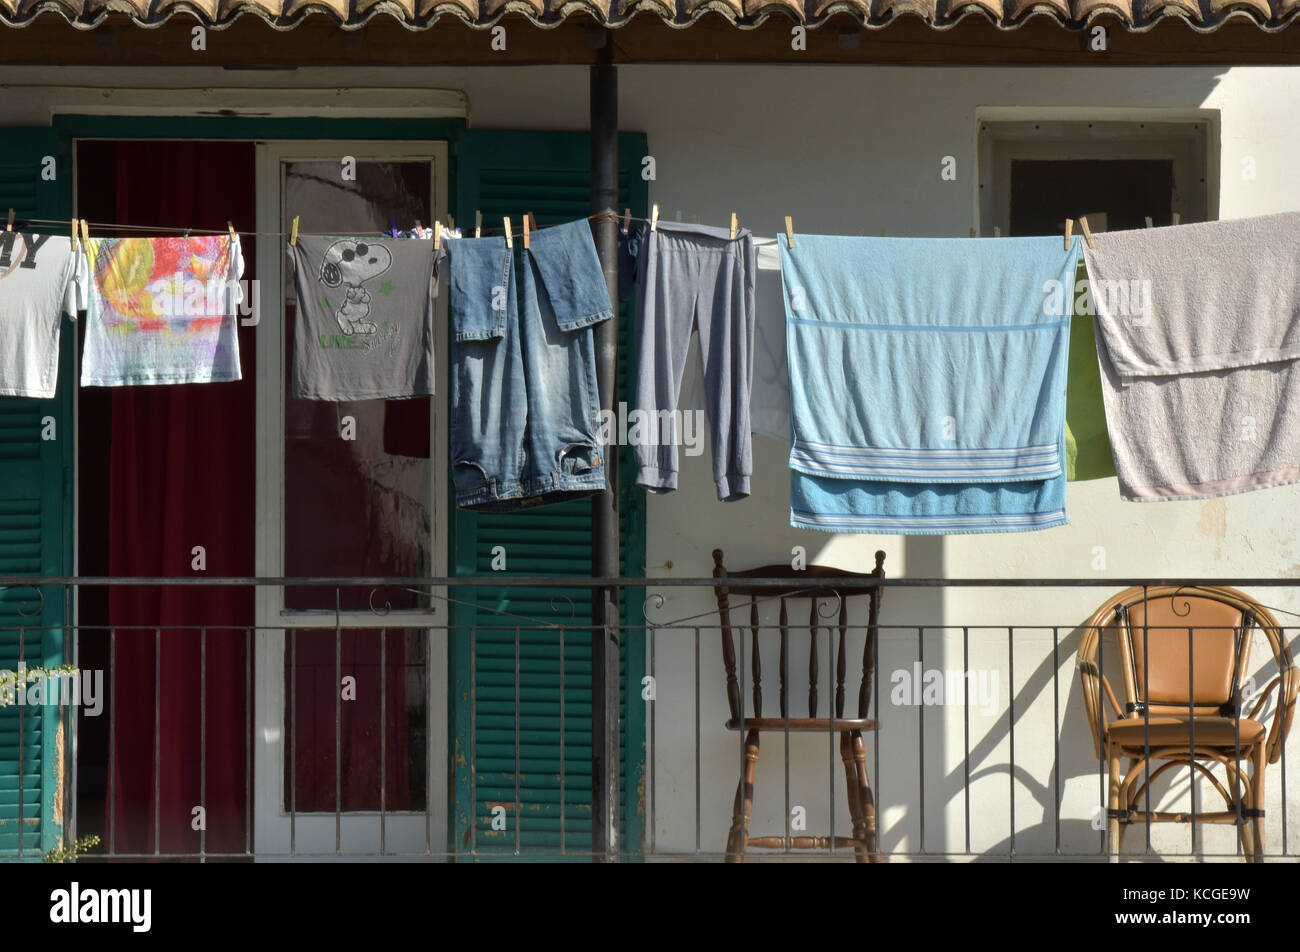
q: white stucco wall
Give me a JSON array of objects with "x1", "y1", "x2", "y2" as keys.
[{"x1": 3, "y1": 62, "x2": 1298, "y2": 859}]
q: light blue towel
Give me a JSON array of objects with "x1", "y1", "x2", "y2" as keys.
[{"x1": 780, "y1": 233, "x2": 1082, "y2": 535}]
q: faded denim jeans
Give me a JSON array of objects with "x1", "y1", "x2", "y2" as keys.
[{"x1": 448, "y1": 219, "x2": 613, "y2": 511}]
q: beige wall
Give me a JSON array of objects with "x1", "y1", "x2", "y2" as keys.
[{"x1": 4, "y1": 62, "x2": 1298, "y2": 858}]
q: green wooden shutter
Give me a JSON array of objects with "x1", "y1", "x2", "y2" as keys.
[
  {"x1": 449, "y1": 130, "x2": 648, "y2": 859},
  {"x1": 0, "y1": 128, "x2": 74, "y2": 859}
]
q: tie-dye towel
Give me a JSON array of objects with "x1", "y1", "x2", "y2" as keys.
[{"x1": 80, "y1": 235, "x2": 244, "y2": 386}]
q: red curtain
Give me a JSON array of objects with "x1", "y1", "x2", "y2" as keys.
[
  {"x1": 101, "y1": 142, "x2": 415, "y2": 852},
  {"x1": 104, "y1": 142, "x2": 256, "y2": 856}
]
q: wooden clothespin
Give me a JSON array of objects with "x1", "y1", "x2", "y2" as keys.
[
  {"x1": 969, "y1": 227, "x2": 977, "y2": 238},
  {"x1": 475, "y1": 211, "x2": 482, "y2": 239},
  {"x1": 784, "y1": 216, "x2": 794, "y2": 249},
  {"x1": 1079, "y1": 216, "x2": 1095, "y2": 249},
  {"x1": 504, "y1": 217, "x2": 513, "y2": 249},
  {"x1": 1064, "y1": 218, "x2": 1073, "y2": 251},
  {"x1": 993, "y1": 226, "x2": 1001, "y2": 238},
  {"x1": 227, "y1": 222, "x2": 237, "y2": 247},
  {"x1": 1144, "y1": 216, "x2": 1154, "y2": 229},
  {"x1": 79, "y1": 219, "x2": 90, "y2": 249},
  {"x1": 650, "y1": 204, "x2": 659, "y2": 232},
  {"x1": 290, "y1": 216, "x2": 300, "y2": 247},
  {"x1": 434, "y1": 223, "x2": 441, "y2": 251},
  {"x1": 1172, "y1": 212, "x2": 1181, "y2": 225},
  {"x1": 729, "y1": 213, "x2": 737, "y2": 240},
  {"x1": 622, "y1": 208, "x2": 631, "y2": 234},
  {"x1": 71, "y1": 218, "x2": 77, "y2": 249},
  {"x1": 5, "y1": 208, "x2": 13, "y2": 232},
  {"x1": 523, "y1": 213, "x2": 531, "y2": 250}
]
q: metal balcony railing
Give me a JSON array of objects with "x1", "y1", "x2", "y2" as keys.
[{"x1": 0, "y1": 575, "x2": 1297, "y2": 862}]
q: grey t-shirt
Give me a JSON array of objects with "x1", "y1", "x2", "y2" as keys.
[{"x1": 290, "y1": 235, "x2": 441, "y2": 400}]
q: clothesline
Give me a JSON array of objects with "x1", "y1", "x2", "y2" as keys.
[
  {"x1": 14, "y1": 208, "x2": 638, "y2": 240},
  {"x1": 13, "y1": 211, "x2": 1121, "y2": 243}
]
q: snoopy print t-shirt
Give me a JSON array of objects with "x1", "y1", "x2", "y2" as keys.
[
  {"x1": 0, "y1": 231, "x2": 87, "y2": 399},
  {"x1": 289, "y1": 235, "x2": 441, "y2": 400}
]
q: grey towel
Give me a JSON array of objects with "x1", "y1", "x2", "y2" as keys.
[{"x1": 1083, "y1": 212, "x2": 1300, "y2": 500}]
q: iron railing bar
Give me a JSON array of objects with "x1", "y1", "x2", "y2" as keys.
[
  {"x1": 200, "y1": 626, "x2": 207, "y2": 863},
  {"x1": 963, "y1": 625, "x2": 970, "y2": 856},
  {"x1": 470, "y1": 624, "x2": 477, "y2": 858},
  {"x1": 1052, "y1": 625, "x2": 1060, "y2": 856},
  {"x1": 1008, "y1": 626, "x2": 1014, "y2": 860},
  {"x1": 695, "y1": 626, "x2": 701, "y2": 855},
  {"x1": 829, "y1": 621, "x2": 835, "y2": 857},
  {"x1": 1097, "y1": 613, "x2": 1107, "y2": 857},
  {"x1": 67, "y1": 583, "x2": 77, "y2": 857},
  {"x1": 335, "y1": 594, "x2": 342, "y2": 855},
  {"x1": 917, "y1": 626, "x2": 924, "y2": 857},
  {"x1": 647, "y1": 624, "x2": 654, "y2": 856},
  {"x1": 738, "y1": 606, "x2": 746, "y2": 860},
  {"x1": 1281, "y1": 627, "x2": 1291, "y2": 856},
  {"x1": 1142, "y1": 586, "x2": 1152, "y2": 857},
  {"x1": 1231, "y1": 624, "x2": 1244, "y2": 858},
  {"x1": 17, "y1": 622, "x2": 24, "y2": 858},
  {"x1": 560, "y1": 626, "x2": 566, "y2": 857},
  {"x1": 154, "y1": 626, "x2": 161, "y2": 857},
  {"x1": 425, "y1": 628, "x2": 432, "y2": 857},
  {"x1": 11, "y1": 574, "x2": 1300, "y2": 588},
  {"x1": 380, "y1": 626, "x2": 387, "y2": 857},
  {"x1": 874, "y1": 624, "x2": 881, "y2": 862},
  {"x1": 1188, "y1": 623, "x2": 1196, "y2": 858},
  {"x1": 109, "y1": 625, "x2": 116, "y2": 857},
  {"x1": 290, "y1": 627, "x2": 297, "y2": 857},
  {"x1": 784, "y1": 617, "x2": 791, "y2": 855},
  {"x1": 246, "y1": 626, "x2": 252, "y2": 858},
  {"x1": 514, "y1": 625, "x2": 521, "y2": 857}
]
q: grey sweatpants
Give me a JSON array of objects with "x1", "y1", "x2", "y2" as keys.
[{"x1": 633, "y1": 220, "x2": 756, "y2": 501}]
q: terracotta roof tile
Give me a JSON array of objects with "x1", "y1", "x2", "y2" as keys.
[{"x1": 3, "y1": 0, "x2": 1299, "y2": 31}]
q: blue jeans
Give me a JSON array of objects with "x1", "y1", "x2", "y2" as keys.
[{"x1": 449, "y1": 219, "x2": 613, "y2": 511}]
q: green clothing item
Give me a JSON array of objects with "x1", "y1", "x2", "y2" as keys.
[{"x1": 1065, "y1": 262, "x2": 1116, "y2": 481}]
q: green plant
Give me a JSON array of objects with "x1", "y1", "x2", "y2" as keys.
[
  {"x1": 43, "y1": 835, "x2": 102, "y2": 864},
  {"x1": 0, "y1": 664, "x2": 78, "y2": 707}
]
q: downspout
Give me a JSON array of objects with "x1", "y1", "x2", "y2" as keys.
[{"x1": 589, "y1": 34, "x2": 621, "y2": 863}]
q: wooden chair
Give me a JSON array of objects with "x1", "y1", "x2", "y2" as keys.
[
  {"x1": 711, "y1": 548, "x2": 886, "y2": 862},
  {"x1": 1078, "y1": 585, "x2": 1298, "y2": 861}
]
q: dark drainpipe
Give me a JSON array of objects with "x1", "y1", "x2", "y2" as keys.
[{"x1": 589, "y1": 34, "x2": 621, "y2": 862}]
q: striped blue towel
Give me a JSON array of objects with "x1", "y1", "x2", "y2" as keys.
[{"x1": 780, "y1": 233, "x2": 1082, "y2": 535}]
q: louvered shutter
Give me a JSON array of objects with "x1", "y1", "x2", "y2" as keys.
[
  {"x1": 0, "y1": 128, "x2": 73, "y2": 859},
  {"x1": 449, "y1": 130, "x2": 648, "y2": 858}
]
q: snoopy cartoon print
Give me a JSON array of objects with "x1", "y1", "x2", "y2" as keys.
[{"x1": 319, "y1": 239, "x2": 393, "y2": 336}]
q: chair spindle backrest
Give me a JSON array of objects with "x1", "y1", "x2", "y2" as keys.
[{"x1": 712, "y1": 549, "x2": 887, "y2": 725}]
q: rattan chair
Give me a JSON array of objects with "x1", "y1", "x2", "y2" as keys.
[
  {"x1": 711, "y1": 548, "x2": 886, "y2": 863},
  {"x1": 1078, "y1": 585, "x2": 1298, "y2": 861}
]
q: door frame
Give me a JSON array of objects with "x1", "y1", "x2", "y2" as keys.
[
  {"x1": 56, "y1": 113, "x2": 465, "y2": 860},
  {"x1": 253, "y1": 139, "x2": 451, "y2": 859}
]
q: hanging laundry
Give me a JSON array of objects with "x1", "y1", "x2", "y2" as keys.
[
  {"x1": 80, "y1": 235, "x2": 243, "y2": 387},
  {"x1": 1064, "y1": 260, "x2": 1116, "y2": 481},
  {"x1": 1083, "y1": 212, "x2": 1300, "y2": 501},
  {"x1": 781, "y1": 233, "x2": 1081, "y2": 534},
  {"x1": 618, "y1": 221, "x2": 644, "y2": 300},
  {"x1": 632, "y1": 220, "x2": 756, "y2": 501},
  {"x1": 0, "y1": 229, "x2": 86, "y2": 398},
  {"x1": 448, "y1": 217, "x2": 612, "y2": 511},
  {"x1": 288, "y1": 235, "x2": 440, "y2": 400},
  {"x1": 680, "y1": 236, "x2": 788, "y2": 441}
]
